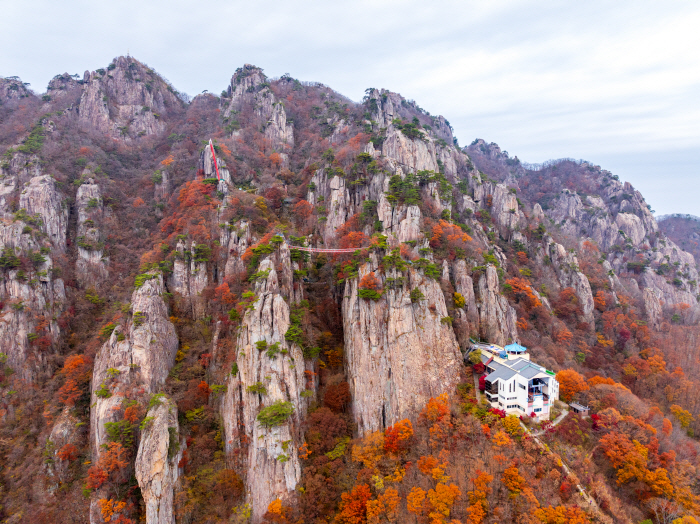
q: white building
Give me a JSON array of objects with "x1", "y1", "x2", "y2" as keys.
[{"x1": 475, "y1": 343, "x2": 559, "y2": 421}]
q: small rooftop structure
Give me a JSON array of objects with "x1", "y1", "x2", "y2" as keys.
[
  {"x1": 504, "y1": 343, "x2": 527, "y2": 354},
  {"x1": 470, "y1": 342, "x2": 530, "y2": 363},
  {"x1": 570, "y1": 403, "x2": 590, "y2": 415}
]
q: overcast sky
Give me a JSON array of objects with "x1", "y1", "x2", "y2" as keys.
[{"x1": 2, "y1": 0, "x2": 699, "y2": 215}]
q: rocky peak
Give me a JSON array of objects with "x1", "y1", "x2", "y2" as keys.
[
  {"x1": 465, "y1": 139, "x2": 526, "y2": 181},
  {"x1": 222, "y1": 65, "x2": 294, "y2": 161},
  {"x1": 0, "y1": 76, "x2": 33, "y2": 102},
  {"x1": 365, "y1": 89, "x2": 453, "y2": 146},
  {"x1": 77, "y1": 56, "x2": 184, "y2": 139},
  {"x1": 228, "y1": 64, "x2": 267, "y2": 96},
  {"x1": 45, "y1": 73, "x2": 82, "y2": 101}
]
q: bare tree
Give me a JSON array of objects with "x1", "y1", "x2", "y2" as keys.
[{"x1": 647, "y1": 498, "x2": 682, "y2": 524}]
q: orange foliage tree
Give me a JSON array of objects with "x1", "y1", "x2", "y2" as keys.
[
  {"x1": 420, "y1": 393, "x2": 450, "y2": 424},
  {"x1": 502, "y1": 464, "x2": 526, "y2": 495},
  {"x1": 335, "y1": 484, "x2": 372, "y2": 524},
  {"x1": 556, "y1": 369, "x2": 589, "y2": 402},
  {"x1": 98, "y1": 499, "x2": 127, "y2": 523},
  {"x1": 594, "y1": 290, "x2": 606, "y2": 311},
  {"x1": 534, "y1": 505, "x2": 589, "y2": 523},
  {"x1": 340, "y1": 231, "x2": 368, "y2": 249},
  {"x1": 366, "y1": 488, "x2": 399, "y2": 524},
  {"x1": 359, "y1": 272, "x2": 380, "y2": 291},
  {"x1": 467, "y1": 470, "x2": 493, "y2": 524},
  {"x1": 384, "y1": 419, "x2": 413, "y2": 455},
  {"x1": 427, "y1": 483, "x2": 461, "y2": 523},
  {"x1": 57, "y1": 354, "x2": 93, "y2": 406},
  {"x1": 505, "y1": 278, "x2": 542, "y2": 310},
  {"x1": 57, "y1": 443, "x2": 79, "y2": 462}
]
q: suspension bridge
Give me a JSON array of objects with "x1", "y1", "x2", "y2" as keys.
[{"x1": 289, "y1": 246, "x2": 364, "y2": 254}]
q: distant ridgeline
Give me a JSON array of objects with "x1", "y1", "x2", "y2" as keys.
[{"x1": 656, "y1": 213, "x2": 700, "y2": 223}]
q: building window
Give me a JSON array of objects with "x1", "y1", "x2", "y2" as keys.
[
  {"x1": 519, "y1": 384, "x2": 526, "y2": 390},
  {"x1": 534, "y1": 408, "x2": 542, "y2": 413}
]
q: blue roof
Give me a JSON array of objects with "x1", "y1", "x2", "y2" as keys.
[{"x1": 505, "y1": 343, "x2": 527, "y2": 353}]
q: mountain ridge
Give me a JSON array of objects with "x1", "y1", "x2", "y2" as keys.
[{"x1": 1, "y1": 55, "x2": 699, "y2": 524}]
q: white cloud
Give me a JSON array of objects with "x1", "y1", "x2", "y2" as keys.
[{"x1": 1, "y1": 0, "x2": 698, "y2": 214}]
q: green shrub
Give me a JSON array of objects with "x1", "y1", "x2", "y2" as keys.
[
  {"x1": 257, "y1": 400, "x2": 294, "y2": 428},
  {"x1": 185, "y1": 407, "x2": 205, "y2": 421},
  {"x1": 147, "y1": 393, "x2": 166, "y2": 410},
  {"x1": 382, "y1": 249, "x2": 407, "y2": 271},
  {"x1": 285, "y1": 323, "x2": 304, "y2": 347},
  {"x1": 410, "y1": 288, "x2": 425, "y2": 303},
  {"x1": 168, "y1": 427, "x2": 179, "y2": 459},
  {"x1": 248, "y1": 269, "x2": 271, "y2": 282},
  {"x1": 95, "y1": 383, "x2": 112, "y2": 399},
  {"x1": 414, "y1": 258, "x2": 441, "y2": 280},
  {"x1": 17, "y1": 125, "x2": 45, "y2": 154},
  {"x1": 266, "y1": 342, "x2": 281, "y2": 359},
  {"x1": 85, "y1": 289, "x2": 104, "y2": 305},
  {"x1": 134, "y1": 273, "x2": 157, "y2": 288},
  {"x1": 358, "y1": 288, "x2": 382, "y2": 300},
  {"x1": 0, "y1": 248, "x2": 21, "y2": 270},
  {"x1": 99, "y1": 323, "x2": 116, "y2": 338},
  {"x1": 194, "y1": 244, "x2": 211, "y2": 262},
  {"x1": 247, "y1": 382, "x2": 267, "y2": 395},
  {"x1": 133, "y1": 311, "x2": 146, "y2": 327},
  {"x1": 325, "y1": 436, "x2": 350, "y2": 460},
  {"x1": 105, "y1": 419, "x2": 134, "y2": 448},
  {"x1": 211, "y1": 384, "x2": 227, "y2": 395}
]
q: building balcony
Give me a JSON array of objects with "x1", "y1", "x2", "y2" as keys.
[{"x1": 528, "y1": 392, "x2": 549, "y2": 403}]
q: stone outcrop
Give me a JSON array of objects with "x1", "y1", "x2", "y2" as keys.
[
  {"x1": 169, "y1": 240, "x2": 208, "y2": 318},
  {"x1": 220, "y1": 220, "x2": 252, "y2": 279},
  {"x1": 490, "y1": 183, "x2": 520, "y2": 231},
  {"x1": 135, "y1": 396, "x2": 181, "y2": 524},
  {"x1": 221, "y1": 255, "x2": 311, "y2": 520},
  {"x1": 542, "y1": 237, "x2": 595, "y2": 323},
  {"x1": 46, "y1": 408, "x2": 82, "y2": 485},
  {"x1": 0, "y1": 165, "x2": 66, "y2": 381},
  {"x1": 78, "y1": 56, "x2": 183, "y2": 139},
  {"x1": 90, "y1": 272, "x2": 177, "y2": 453},
  {"x1": 89, "y1": 271, "x2": 178, "y2": 523},
  {"x1": 154, "y1": 170, "x2": 171, "y2": 202},
  {"x1": 642, "y1": 288, "x2": 663, "y2": 330},
  {"x1": 19, "y1": 175, "x2": 68, "y2": 251},
  {"x1": 452, "y1": 259, "x2": 480, "y2": 339},
  {"x1": 199, "y1": 145, "x2": 232, "y2": 194},
  {"x1": 75, "y1": 178, "x2": 108, "y2": 285},
  {"x1": 342, "y1": 260, "x2": 462, "y2": 436},
  {"x1": 476, "y1": 265, "x2": 519, "y2": 345}
]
